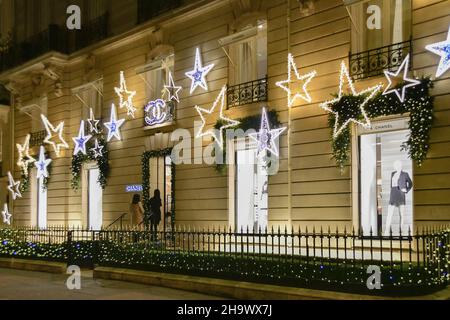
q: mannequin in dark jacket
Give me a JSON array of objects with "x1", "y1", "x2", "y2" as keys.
[
  {"x1": 384, "y1": 160, "x2": 413, "y2": 236},
  {"x1": 149, "y1": 189, "x2": 162, "y2": 241}
]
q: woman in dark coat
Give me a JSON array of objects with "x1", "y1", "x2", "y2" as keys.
[{"x1": 149, "y1": 189, "x2": 162, "y2": 241}]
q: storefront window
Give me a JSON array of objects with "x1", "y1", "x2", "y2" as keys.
[{"x1": 359, "y1": 122, "x2": 413, "y2": 237}]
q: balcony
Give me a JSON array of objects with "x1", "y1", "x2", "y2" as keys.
[
  {"x1": 137, "y1": 0, "x2": 183, "y2": 25},
  {"x1": 30, "y1": 130, "x2": 46, "y2": 147},
  {"x1": 227, "y1": 77, "x2": 268, "y2": 108},
  {"x1": 349, "y1": 39, "x2": 412, "y2": 80}
]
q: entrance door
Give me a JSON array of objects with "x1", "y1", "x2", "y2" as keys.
[
  {"x1": 88, "y1": 167, "x2": 102, "y2": 230},
  {"x1": 31, "y1": 168, "x2": 47, "y2": 228},
  {"x1": 149, "y1": 156, "x2": 173, "y2": 231}
]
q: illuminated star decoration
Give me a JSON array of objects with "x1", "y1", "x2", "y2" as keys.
[
  {"x1": 87, "y1": 108, "x2": 101, "y2": 134},
  {"x1": 104, "y1": 103, "x2": 126, "y2": 142},
  {"x1": 425, "y1": 25, "x2": 450, "y2": 78},
  {"x1": 16, "y1": 134, "x2": 36, "y2": 175},
  {"x1": 249, "y1": 107, "x2": 287, "y2": 158},
  {"x1": 7, "y1": 171, "x2": 22, "y2": 200},
  {"x1": 114, "y1": 71, "x2": 137, "y2": 118},
  {"x1": 319, "y1": 61, "x2": 382, "y2": 138},
  {"x1": 383, "y1": 54, "x2": 420, "y2": 103},
  {"x1": 164, "y1": 71, "x2": 182, "y2": 102},
  {"x1": 72, "y1": 120, "x2": 92, "y2": 156},
  {"x1": 275, "y1": 53, "x2": 317, "y2": 107},
  {"x1": 185, "y1": 47, "x2": 214, "y2": 94},
  {"x1": 35, "y1": 145, "x2": 52, "y2": 179},
  {"x1": 195, "y1": 85, "x2": 240, "y2": 149},
  {"x1": 1, "y1": 204, "x2": 12, "y2": 225},
  {"x1": 41, "y1": 114, "x2": 69, "y2": 157},
  {"x1": 91, "y1": 139, "x2": 104, "y2": 159}
]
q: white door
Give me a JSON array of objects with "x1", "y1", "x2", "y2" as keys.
[
  {"x1": 37, "y1": 176, "x2": 47, "y2": 229},
  {"x1": 88, "y1": 168, "x2": 102, "y2": 230}
]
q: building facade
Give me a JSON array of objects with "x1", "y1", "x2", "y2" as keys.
[{"x1": 0, "y1": 0, "x2": 449, "y2": 236}]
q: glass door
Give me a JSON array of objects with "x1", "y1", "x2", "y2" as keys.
[{"x1": 88, "y1": 167, "x2": 102, "y2": 230}]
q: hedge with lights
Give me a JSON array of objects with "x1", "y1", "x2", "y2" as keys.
[{"x1": 328, "y1": 78, "x2": 434, "y2": 171}]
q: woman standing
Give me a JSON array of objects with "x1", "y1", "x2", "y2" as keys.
[
  {"x1": 129, "y1": 194, "x2": 144, "y2": 230},
  {"x1": 149, "y1": 189, "x2": 162, "y2": 241}
]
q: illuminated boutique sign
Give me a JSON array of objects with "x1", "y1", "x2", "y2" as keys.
[
  {"x1": 358, "y1": 118, "x2": 409, "y2": 135},
  {"x1": 126, "y1": 185, "x2": 143, "y2": 192},
  {"x1": 144, "y1": 99, "x2": 175, "y2": 128}
]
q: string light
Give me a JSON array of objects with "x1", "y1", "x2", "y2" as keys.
[
  {"x1": 104, "y1": 103, "x2": 125, "y2": 142},
  {"x1": 425, "y1": 25, "x2": 450, "y2": 78},
  {"x1": 248, "y1": 107, "x2": 286, "y2": 157},
  {"x1": 87, "y1": 108, "x2": 100, "y2": 134},
  {"x1": 185, "y1": 47, "x2": 214, "y2": 94},
  {"x1": 144, "y1": 99, "x2": 169, "y2": 126},
  {"x1": 164, "y1": 71, "x2": 182, "y2": 102},
  {"x1": 275, "y1": 53, "x2": 317, "y2": 107},
  {"x1": 35, "y1": 145, "x2": 52, "y2": 179},
  {"x1": 16, "y1": 134, "x2": 35, "y2": 176},
  {"x1": 383, "y1": 54, "x2": 420, "y2": 102},
  {"x1": 319, "y1": 61, "x2": 382, "y2": 138},
  {"x1": 72, "y1": 120, "x2": 92, "y2": 156},
  {"x1": 91, "y1": 139, "x2": 104, "y2": 159},
  {"x1": 41, "y1": 114, "x2": 69, "y2": 157},
  {"x1": 7, "y1": 172, "x2": 22, "y2": 200},
  {"x1": 1, "y1": 204, "x2": 11, "y2": 225},
  {"x1": 114, "y1": 71, "x2": 137, "y2": 118},
  {"x1": 195, "y1": 85, "x2": 240, "y2": 149}
]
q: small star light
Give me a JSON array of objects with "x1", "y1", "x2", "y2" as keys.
[
  {"x1": 195, "y1": 85, "x2": 240, "y2": 149},
  {"x1": 185, "y1": 47, "x2": 214, "y2": 94},
  {"x1": 249, "y1": 107, "x2": 287, "y2": 157},
  {"x1": 425, "y1": 25, "x2": 450, "y2": 78},
  {"x1": 104, "y1": 103, "x2": 125, "y2": 142},
  {"x1": 35, "y1": 146, "x2": 52, "y2": 179},
  {"x1": 114, "y1": 71, "x2": 137, "y2": 118},
  {"x1": 275, "y1": 53, "x2": 317, "y2": 107},
  {"x1": 319, "y1": 61, "x2": 382, "y2": 138},
  {"x1": 164, "y1": 71, "x2": 182, "y2": 103},
  {"x1": 383, "y1": 54, "x2": 420, "y2": 103},
  {"x1": 1, "y1": 204, "x2": 12, "y2": 225},
  {"x1": 7, "y1": 171, "x2": 22, "y2": 200},
  {"x1": 41, "y1": 114, "x2": 69, "y2": 157},
  {"x1": 91, "y1": 139, "x2": 104, "y2": 159},
  {"x1": 16, "y1": 134, "x2": 35, "y2": 175},
  {"x1": 87, "y1": 108, "x2": 100, "y2": 134},
  {"x1": 72, "y1": 120, "x2": 92, "y2": 156}
]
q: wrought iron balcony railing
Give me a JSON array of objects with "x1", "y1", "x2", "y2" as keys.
[
  {"x1": 349, "y1": 39, "x2": 412, "y2": 80},
  {"x1": 227, "y1": 76, "x2": 268, "y2": 108},
  {"x1": 29, "y1": 130, "x2": 46, "y2": 147},
  {"x1": 137, "y1": 0, "x2": 183, "y2": 24}
]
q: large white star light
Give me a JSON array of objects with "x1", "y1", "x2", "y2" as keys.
[
  {"x1": 319, "y1": 61, "x2": 382, "y2": 138},
  {"x1": 276, "y1": 53, "x2": 317, "y2": 107},
  {"x1": 383, "y1": 54, "x2": 420, "y2": 102},
  {"x1": 72, "y1": 120, "x2": 92, "y2": 156},
  {"x1": 104, "y1": 103, "x2": 126, "y2": 142},
  {"x1": 41, "y1": 114, "x2": 69, "y2": 157},
  {"x1": 425, "y1": 25, "x2": 450, "y2": 78},
  {"x1": 164, "y1": 71, "x2": 182, "y2": 102},
  {"x1": 185, "y1": 47, "x2": 214, "y2": 94},
  {"x1": 7, "y1": 171, "x2": 22, "y2": 200},
  {"x1": 1, "y1": 204, "x2": 11, "y2": 225},
  {"x1": 35, "y1": 146, "x2": 52, "y2": 179},
  {"x1": 249, "y1": 108, "x2": 287, "y2": 158},
  {"x1": 114, "y1": 71, "x2": 137, "y2": 118},
  {"x1": 195, "y1": 85, "x2": 240, "y2": 149},
  {"x1": 16, "y1": 134, "x2": 35, "y2": 175}
]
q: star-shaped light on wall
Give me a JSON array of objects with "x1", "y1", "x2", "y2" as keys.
[
  {"x1": 91, "y1": 139, "x2": 104, "y2": 159},
  {"x1": 249, "y1": 107, "x2": 287, "y2": 158},
  {"x1": 16, "y1": 134, "x2": 35, "y2": 176},
  {"x1": 35, "y1": 145, "x2": 52, "y2": 179},
  {"x1": 72, "y1": 120, "x2": 92, "y2": 156},
  {"x1": 319, "y1": 61, "x2": 382, "y2": 138},
  {"x1": 164, "y1": 71, "x2": 182, "y2": 102},
  {"x1": 425, "y1": 25, "x2": 450, "y2": 78},
  {"x1": 185, "y1": 47, "x2": 214, "y2": 94},
  {"x1": 195, "y1": 85, "x2": 240, "y2": 149},
  {"x1": 114, "y1": 71, "x2": 137, "y2": 118},
  {"x1": 87, "y1": 108, "x2": 101, "y2": 134},
  {"x1": 41, "y1": 114, "x2": 69, "y2": 157},
  {"x1": 104, "y1": 103, "x2": 126, "y2": 142},
  {"x1": 383, "y1": 54, "x2": 420, "y2": 103},
  {"x1": 276, "y1": 53, "x2": 317, "y2": 107},
  {"x1": 7, "y1": 171, "x2": 22, "y2": 200},
  {"x1": 1, "y1": 204, "x2": 11, "y2": 225}
]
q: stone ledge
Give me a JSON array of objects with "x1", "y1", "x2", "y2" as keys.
[{"x1": 0, "y1": 258, "x2": 66, "y2": 274}]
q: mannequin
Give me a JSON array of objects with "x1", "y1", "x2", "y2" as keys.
[{"x1": 384, "y1": 160, "x2": 413, "y2": 236}]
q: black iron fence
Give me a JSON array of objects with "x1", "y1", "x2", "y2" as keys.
[
  {"x1": 349, "y1": 39, "x2": 412, "y2": 80},
  {"x1": 0, "y1": 226, "x2": 448, "y2": 295},
  {"x1": 227, "y1": 77, "x2": 268, "y2": 108}
]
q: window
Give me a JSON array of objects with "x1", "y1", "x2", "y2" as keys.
[
  {"x1": 144, "y1": 55, "x2": 174, "y2": 102},
  {"x1": 73, "y1": 80, "x2": 103, "y2": 121},
  {"x1": 358, "y1": 118, "x2": 413, "y2": 237},
  {"x1": 31, "y1": 96, "x2": 48, "y2": 132}
]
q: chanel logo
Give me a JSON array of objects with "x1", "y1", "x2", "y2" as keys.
[{"x1": 145, "y1": 99, "x2": 168, "y2": 126}]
